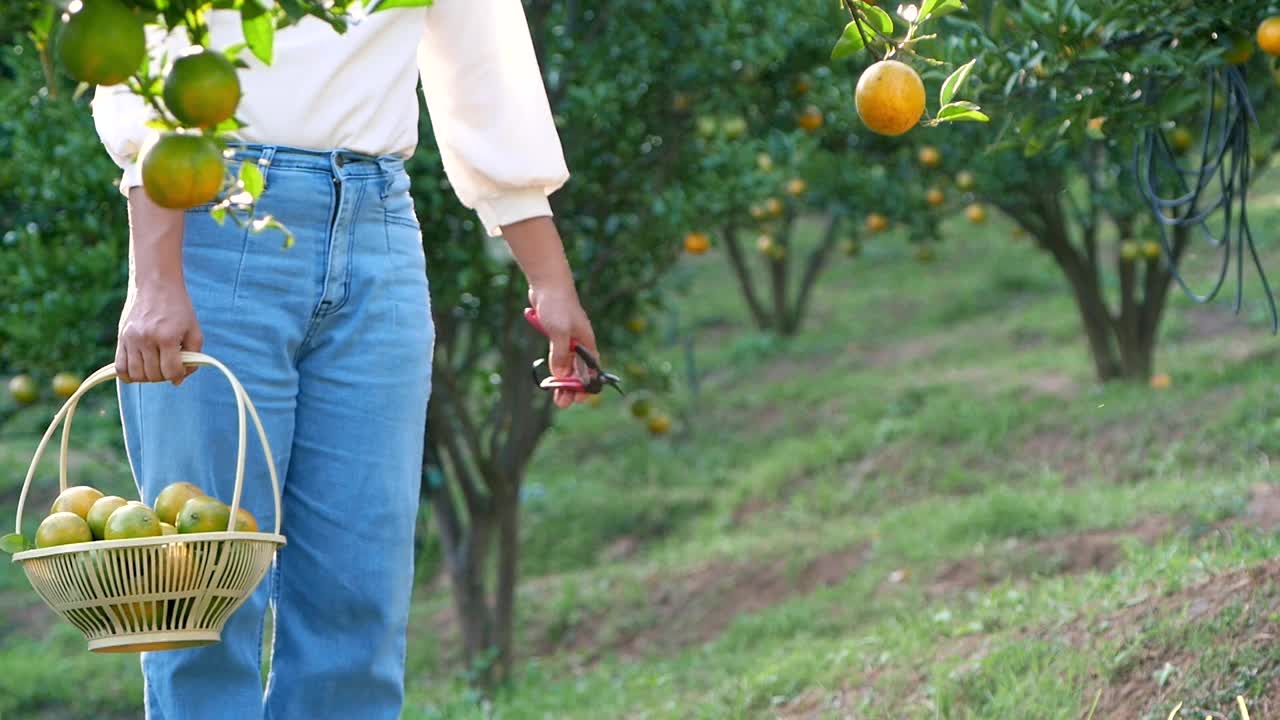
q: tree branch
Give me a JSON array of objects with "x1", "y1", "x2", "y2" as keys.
[
  {"x1": 791, "y1": 212, "x2": 843, "y2": 332},
  {"x1": 722, "y1": 219, "x2": 771, "y2": 329}
]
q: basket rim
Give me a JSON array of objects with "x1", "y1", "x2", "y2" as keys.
[{"x1": 11, "y1": 531, "x2": 286, "y2": 562}]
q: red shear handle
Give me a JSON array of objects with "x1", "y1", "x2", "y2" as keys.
[{"x1": 523, "y1": 308, "x2": 578, "y2": 351}]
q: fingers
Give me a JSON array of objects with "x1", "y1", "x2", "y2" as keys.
[
  {"x1": 116, "y1": 326, "x2": 203, "y2": 385},
  {"x1": 114, "y1": 342, "x2": 132, "y2": 384}
]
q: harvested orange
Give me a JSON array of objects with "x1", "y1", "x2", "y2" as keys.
[
  {"x1": 233, "y1": 508, "x2": 259, "y2": 533},
  {"x1": 35, "y1": 512, "x2": 93, "y2": 548},
  {"x1": 86, "y1": 496, "x2": 129, "y2": 541},
  {"x1": 154, "y1": 482, "x2": 206, "y2": 525},
  {"x1": 51, "y1": 486, "x2": 105, "y2": 520},
  {"x1": 104, "y1": 503, "x2": 162, "y2": 540},
  {"x1": 176, "y1": 496, "x2": 231, "y2": 534}
]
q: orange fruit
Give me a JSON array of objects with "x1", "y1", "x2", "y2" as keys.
[
  {"x1": 1170, "y1": 127, "x2": 1194, "y2": 155},
  {"x1": 153, "y1": 482, "x2": 206, "y2": 525},
  {"x1": 104, "y1": 503, "x2": 162, "y2": 540},
  {"x1": 756, "y1": 153, "x2": 775, "y2": 172},
  {"x1": 629, "y1": 397, "x2": 652, "y2": 419},
  {"x1": 56, "y1": 0, "x2": 146, "y2": 86},
  {"x1": 756, "y1": 234, "x2": 776, "y2": 254},
  {"x1": 918, "y1": 145, "x2": 942, "y2": 169},
  {"x1": 86, "y1": 496, "x2": 129, "y2": 541},
  {"x1": 233, "y1": 508, "x2": 259, "y2": 533},
  {"x1": 965, "y1": 203, "x2": 987, "y2": 224},
  {"x1": 865, "y1": 213, "x2": 889, "y2": 233},
  {"x1": 1142, "y1": 241, "x2": 1162, "y2": 260},
  {"x1": 176, "y1": 496, "x2": 231, "y2": 534},
  {"x1": 797, "y1": 105, "x2": 824, "y2": 132},
  {"x1": 793, "y1": 74, "x2": 812, "y2": 95},
  {"x1": 671, "y1": 92, "x2": 691, "y2": 113},
  {"x1": 925, "y1": 188, "x2": 945, "y2": 207},
  {"x1": 1259, "y1": 17, "x2": 1280, "y2": 57},
  {"x1": 855, "y1": 60, "x2": 925, "y2": 137},
  {"x1": 749, "y1": 203, "x2": 769, "y2": 221},
  {"x1": 683, "y1": 232, "x2": 711, "y2": 255},
  {"x1": 163, "y1": 48, "x2": 242, "y2": 129},
  {"x1": 1120, "y1": 241, "x2": 1140, "y2": 262},
  {"x1": 35, "y1": 512, "x2": 93, "y2": 548},
  {"x1": 160, "y1": 522, "x2": 178, "y2": 536},
  {"x1": 626, "y1": 316, "x2": 649, "y2": 334},
  {"x1": 51, "y1": 372, "x2": 82, "y2": 399},
  {"x1": 764, "y1": 197, "x2": 784, "y2": 218},
  {"x1": 141, "y1": 133, "x2": 226, "y2": 210},
  {"x1": 1150, "y1": 373, "x2": 1172, "y2": 390},
  {"x1": 1225, "y1": 35, "x2": 1254, "y2": 65},
  {"x1": 51, "y1": 486, "x2": 105, "y2": 520},
  {"x1": 785, "y1": 178, "x2": 807, "y2": 196},
  {"x1": 647, "y1": 414, "x2": 673, "y2": 435},
  {"x1": 955, "y1": 170, "x2": 976, "y2": 191},
  {"x1": 8, "y1": 375, "x2": 37, "y2": 405}
]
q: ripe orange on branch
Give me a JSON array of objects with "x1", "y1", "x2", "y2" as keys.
[
  {"x1": 141, "y1": 133, "x2": 226, "y2": 210},
  {"x1": 164, "y1": 49, "x2": 242, "y2": 129},
  {"x1": 855, "y1": 60, "x2": 925, "y2": 137},
  {"x1": 57, "y1": 0, "x2": 146, "y2": 86}
]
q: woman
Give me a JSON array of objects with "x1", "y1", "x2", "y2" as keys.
[{"x1": 91, "y1": 2, "x2": 597, "y2": 718}]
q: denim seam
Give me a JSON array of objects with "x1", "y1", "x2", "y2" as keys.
[{"x1": 320, "y1": 180, "x2": 366, "y2": 317}]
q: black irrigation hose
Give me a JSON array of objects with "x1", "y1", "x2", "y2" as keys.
[{"x1": 1134, "y1": 65, "x2": 1278, "y2": 332}]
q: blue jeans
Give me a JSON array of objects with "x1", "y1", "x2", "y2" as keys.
[{"x1": 117, "y1": 145, "x2": 434, "y2": 720}]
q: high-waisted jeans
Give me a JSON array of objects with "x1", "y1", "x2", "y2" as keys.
[{"x1": 117, "y1": 145, "x2": 434, "y2": 719}]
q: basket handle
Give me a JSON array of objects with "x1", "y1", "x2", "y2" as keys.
[{"x1": 13, "y1": 352, "x2": 282, "y2": 536}]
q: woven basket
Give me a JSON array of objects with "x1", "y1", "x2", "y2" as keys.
[{"x1": 10, "y1": 352, "x2": 285, "y2": 653}]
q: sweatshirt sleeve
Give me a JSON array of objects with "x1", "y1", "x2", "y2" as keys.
[{"x1": 418, "y1": 0, "x2": 570, "y2": 237}]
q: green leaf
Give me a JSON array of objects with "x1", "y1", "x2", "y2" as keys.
[
  {"x1": 372, "y1": 0, "x2": 436, "y2": 10},
  {"x1": 1, "y1": 533, "x2": 27, "y2": 555},
  {"x1": 919, "y1": 0, "x2": 965, "y2": 23},
  {"x1": 29, "y1": 4, "x2": 56, "y2": 49},
  {"x1": 857, "y1": 3, "x2": 895, "y2": 35},
  {"x1": 240, "y1": 2, "x2": 274, "y2": 65},
  {"x1": 939, "y1": 58, "x2": 977, "y2": 106},
  {"x1": 215, "y1": 116, "x2": 248, "y2": 134},
  {"x1": 210, "y1": 206, "x2": 228, "y2": 225},
  {"x1": 239, "y1": 161, "x2": 265, "y2": 198},
  {"x1": 832, "y1": 22, "x2": 867, "y2": 60},
  {"x1": 222, "y1": 42, "x2": 247, "y2": 64},
  {"x1": 936, "y1": 102, "x2": 990, "y2": 123}
]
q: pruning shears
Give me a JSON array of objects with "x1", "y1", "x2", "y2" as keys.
[{"x1": 524, "y1": 307, "x2": 623, "y2": 396}]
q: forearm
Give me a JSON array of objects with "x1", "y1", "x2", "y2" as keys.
[
  {"x1": 501, "y1": 216, "x2": 576, "y2": 293},
  {"x1": 126, "y1": 187, "x2": 186, "y2": 289}
]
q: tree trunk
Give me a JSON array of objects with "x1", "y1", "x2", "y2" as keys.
[
  {"x1": 492, "y1": 482, "x2": 521, "y2": 683},
  {"x1": 722, "y1": 221, "x2": 772, "y2": 331}
]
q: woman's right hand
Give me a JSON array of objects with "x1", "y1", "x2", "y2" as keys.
[
  {"x1": 116, "y1": 280, "x2": 203, "y2": 385},
  {"x1": 117, "y1": 187, "x2": 202, "y2": 385}
]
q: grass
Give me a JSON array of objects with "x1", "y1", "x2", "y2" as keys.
[{"x1": 7, "y1": 181, "x2": 1280, "y2": 718}]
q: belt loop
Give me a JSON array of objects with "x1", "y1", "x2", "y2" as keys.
[
  {"x1": 329, "y1": 150, "x2": 347, "y2": 178},
  {"x1": 256, "y1": 146, "x2": 275, "y2": 191}
]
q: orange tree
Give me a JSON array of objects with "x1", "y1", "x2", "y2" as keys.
[
  {"x1": 920, "y1": 1, "x2": 1280, "y2": 381},
  {"x1": 681, "y1": 0, "x2": 985, "y2": 337},
  {"x1": 1, "y1": 0, "x2": 430, "y2": 383},
  {"x1": 405, "y1": 0, "x2": 714, "y2": 687}
]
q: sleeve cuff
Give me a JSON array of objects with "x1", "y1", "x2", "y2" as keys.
[
  {"x1": 118, "y1": 161, "x2": 144, "y2": 197},
  {"x1": 476, "y1": 188, "x2": 554, "y2": 237}
]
